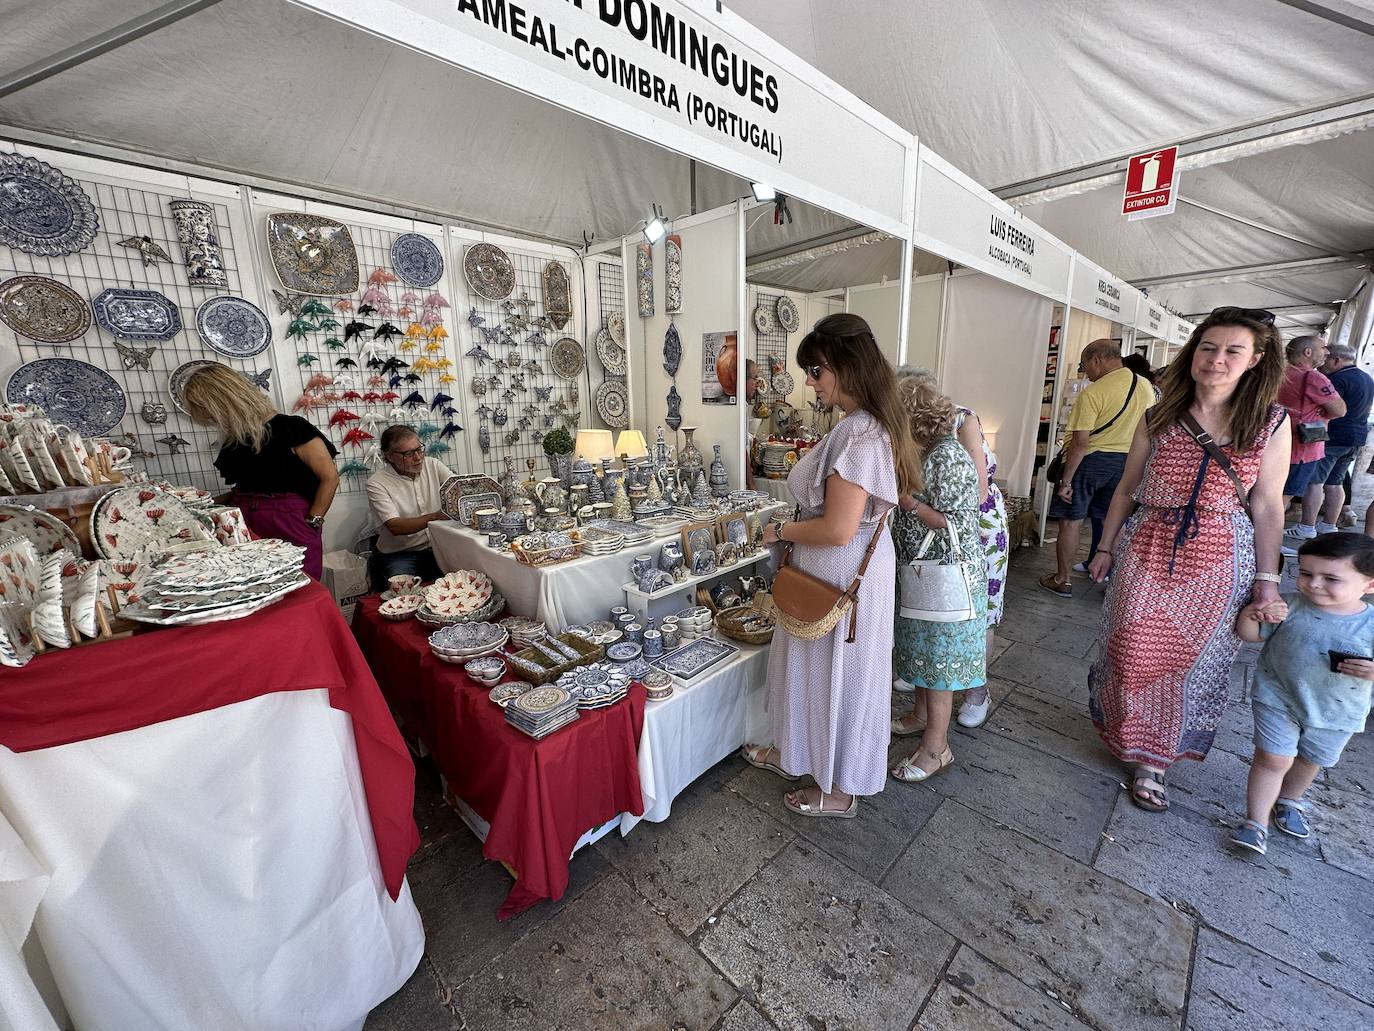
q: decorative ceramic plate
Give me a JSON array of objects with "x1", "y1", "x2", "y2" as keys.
[
  {"x1": 91, "y1": 287, "x2": 183, "y2": 341},
  {"x1": 6, "y1": 358, "x2": 125, "y2": 436},
  {"x1": 753, "y1": 304, "x2": 774, "y2": 335},
  {"x1": 0, "y1": 505, "x2": 82, "y2": 555},
  {"x1": 490, "y1": 682, "x2": 529, "y2": 707},
  {"x1": 771, "y1": 370, "x2": 795, "y2": 395},
  {"x1": 168, "y1": 358, "x2": 224, "y2": 414},
  {"x1": 775, "y1": 295, "x2": 800, "y2": 333},
  {"x1": 651, "y1": 635, "x2": 739, "y2": 681},
  {"x1": 595, "y1": 327, "x2": 627, "y2": 376},
  {"x1": 0, "y1": 153, "x2": 99, "y2": 256},
  {"x1": 595, "y1": 379, "x2": 629, "y2": 429},
  {"x1": 438, "y1": 474, "x2": 503, "y2": 521},
  {"x1": 390, "y1": 233, "x2": 444, "y2": 287},
  {"x1": 550, "y1": 337, "x2": 585, "y2": 379},
  {"x1": 607, "y1": 311, "x2": 625, "y2": 347},
  {"x1": 511, "y1": 685, "x2": 573, "y2": 715},
  {"x1": 195, "y1": 295, "x2": 272, "y2": 358},
  {"x1": 265, "y1": 212, "x2": 360, "y2": 295},
  {"x1": 0, "y1": 275, "x2": 91, "y2": 343},
  {"x1": 463, "y1": 243, "x2": 516, "y2": 301},
  {"x1": 91, "y1": 484, "x2": 208, "y2": 560},
  {"x1": 120, "y1": 573, "x2": 309, "y2": 626}
]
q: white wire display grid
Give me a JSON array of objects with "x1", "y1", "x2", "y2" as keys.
[
  {"x1": 1, "y1": 175, "x2": 252, "y2": 492},
  {"x1": 594, "y1": 261, "x2": 626, "y2": 432},
  {"x1": 752, "y1": 290, "x2": 790, "y2": 406},
  {"x1": 279, "y1": 222, "x2": 458, "y2": 496},
  {"x1": 457, "y1": 249, "x2": 583, "y2": 481}
]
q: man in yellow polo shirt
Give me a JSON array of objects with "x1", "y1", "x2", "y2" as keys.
[{"x1": 1041, "y1": 339, "x2": 1152, "y2": 597}]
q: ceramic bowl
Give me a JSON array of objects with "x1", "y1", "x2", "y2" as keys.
[
  {"x1": 606, "y1": 641, "x2": 642, "y2": 663},
  {"x1": 489, "y1": 681, "x2": 529, "y2": 707},
  {"x1": 378, "y1": 594, "x2": 423, "y2": 620}
]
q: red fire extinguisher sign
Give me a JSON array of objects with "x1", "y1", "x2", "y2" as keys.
[{"x1": 1122, "y1": 146, "x2": 1178, "y2": 217}]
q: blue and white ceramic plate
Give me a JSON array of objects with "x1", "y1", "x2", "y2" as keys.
[
  {"x1": 168, "y1": 358, "x2": 224, "y2": 414},
  {"x1": 195, "y1": 295, "x2": 272, "y2": 358},
  {"x1": 91, "y1": 287, "x2": 182, "y2": 341},
  {"x1": 0, "y1": 153, "x2": 99, "y2": 256},
  {"x1": 650, "y1": 636, "x2": 738, "y2": 682},
  {"x1": 6, "y1": 358, "x2": 125, "y2": 436},
  {"x1": 390, "y1": 233, "x2": 444, "y2": 287}
]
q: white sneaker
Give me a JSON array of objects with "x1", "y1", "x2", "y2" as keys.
[
  {"x1": 1283, "y1": 524, "x2": 1316, "y2": 542},
  {"x1": 1280, "y1": 543, "x2": 1299, "y2": 558},
  {"x1": 1316, "y1": 521, "x2": 1337, "y2": 534},
  {"x1": 1072, "y1": 561, "x2": 1088, "y2": 573},
  {"x1": 957, "y1": 691, "x2": 991, "y2": 728},
  {"x1": 893, "y1": 677, "x2": 915, "y2": 693}
]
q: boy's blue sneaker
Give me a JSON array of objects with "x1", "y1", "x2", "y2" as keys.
[
  {"x1": 1273, "y1": 799, "x2": 1310, "y2": 839},
  {"x1": 1231, "y1": 820, "x2": 1268, "y2": 855}
]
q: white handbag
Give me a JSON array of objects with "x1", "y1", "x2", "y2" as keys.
[{"x1": 898, "y1": 525, "x2": 979, "y2": 622}]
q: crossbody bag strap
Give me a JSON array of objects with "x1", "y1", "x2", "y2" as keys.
[
  {"x1": 1088, "y1": 372, "x2": 1139, "y2": 437},
  {"x1": 841, "y1": 511, "x2": 890, "y2": 643},
  {"x1": 1178, "y1": 412, "x2": 1252, "y2": 518}
]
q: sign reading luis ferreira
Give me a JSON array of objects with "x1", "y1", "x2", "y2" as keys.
[
  {"x1": 292, "y1": 0, "x2": 913, "y2": 237},
  {"x1": 1122, "y1": 146, "x2": 1178, "y2": 218}
]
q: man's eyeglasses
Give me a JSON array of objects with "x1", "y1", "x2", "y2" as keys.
[
  {"x1": 390, "y1": 444, "x2": 425, "y2": 459},
  {"x1": 1209, "y1": 306, "x2": 1276, "y2": 326}
]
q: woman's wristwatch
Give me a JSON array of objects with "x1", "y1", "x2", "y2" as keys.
[
  {"x1": 771, "y1": 516, "x2": 787, "y2": 542},
  {"x1": 1253, "y1": 572, "x2": 1281, "y2": 584}
]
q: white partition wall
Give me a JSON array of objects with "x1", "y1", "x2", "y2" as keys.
[
  {"x1": 628, "y1": 204, "x2": 745, "y2": 484},
  {"x1": 905, "y1": 273, "x2": 945, "y2": 373},
  {"x1": 941, "y1": 273, "x2": 1054, "y2": 497},
  {"x1": 845, "y1": 282, "x2": 903, "y2": 368}
]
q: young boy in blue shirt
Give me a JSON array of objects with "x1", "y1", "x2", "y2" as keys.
[{"x1": 1232, "y1": 532, "x2": 1374, "y2": 855}]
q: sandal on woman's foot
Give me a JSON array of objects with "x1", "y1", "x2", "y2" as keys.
[
  {"x1": 741, "y1": 744, "x2": 799, "y2": 780},
  {"x1": 890, "y1": 746, "x2": 954, "y2": 782},
  {"x1": 783, "y1": 788, "x2": 858, "y2": 819},
  {"x1": 1130, "y1": 767, "x2": 1168, "y2": 812},
  {"x1": 891, "y1": 712, "x2": 926, "y2": 737}
]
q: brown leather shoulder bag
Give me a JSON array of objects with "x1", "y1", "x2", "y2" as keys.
[{"x1": 772, "y1": 512, "x2": 889, "y2": 643}]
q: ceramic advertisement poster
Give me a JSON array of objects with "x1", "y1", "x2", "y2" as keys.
[{"x1": 700, "y1": 331, "x2": 738, "y2": 406}]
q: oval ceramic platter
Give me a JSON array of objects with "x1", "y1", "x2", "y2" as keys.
[
  {"x1": 5, "y1": 357, "x2": 126, "y2": 436},
  {"x1": 91, "y1": 287, "x2": 183, "y2": 341},
  {"x1": 0, "y1": 275, "x2": 91, "y2": 343}
]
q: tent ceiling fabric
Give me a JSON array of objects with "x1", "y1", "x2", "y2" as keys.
[{"x1": 1, "y1": 0, "x2": 1372, "y2": 309}]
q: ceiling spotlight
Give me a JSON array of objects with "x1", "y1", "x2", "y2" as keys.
[
  {"x1": 751, "y1": 182, "x2": 776, "y2": 202},
  {"x1": 642, "y1": 216, "x2": 666, "y2": 245}
]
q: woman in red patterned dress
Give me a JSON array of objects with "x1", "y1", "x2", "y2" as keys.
[{"x1": 1087, "y1": 309, "x2": 1289, "y2": 812}]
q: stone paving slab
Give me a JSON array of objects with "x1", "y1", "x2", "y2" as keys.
[
  {"x1": 717, "y1": 1000, "x2": 781, "y2": 1031},
  {"x1": 884, "y1": 801, "x2": 1193, "y2": 1031},
  {"x1": 1160, "y1": 747, "x2": 1255, "y2": 824},
  {"x1": 1094, "y1": 798, "x2": 1374, "y2": 1003},
  {"x1": 363, "y1": 961, "x2": 460, "y2": 1031},
  {"x1": 1324, "y1": 730, "x2": 1374, "y2": 795},
  {"x1": 1185, "y1": 928, "x2": 1374, "y2": 1030},
  {"x1": 1307, "y1": 782, "x2": 1374, "y2": 881},
  {"x1": 917, "y1": 947, "x2": 1095, "y2": 1031},
  {"x1": 698, "y1": 841, "x2": 954, "y2": 1031},
  {"x1": 594, "y1": 767, "x2": 794, "y2": 935},
  {"x1": 991, "y1": 607, "x2": 1104, "y2": 660},
  {"x1": 408, "y1": 832, "x2": 612, "y2": 989},
  {"x1": 980, "y1": 684, "x2": 1121, "y2": 779},
  {"x1": 725, "y1": 763, "x2": 943, "y2": 884},
  {"x1": 988, "y1": 641, "x2": 1092, "y2": 702},
  {"x1": 453, "y1": 874, "x2": 737, "y2": 1030},
  {"x1": 891, "y1": 725, "x2": 1119, "y2": 863}
]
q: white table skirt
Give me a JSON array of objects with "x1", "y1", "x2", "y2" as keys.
[
  {"x1": 0, "y1": 690, "x2": 424, "y2": 1031},
  {"x1": 756, "y1": 478, "x2": 793, "y2": 506},
  {"x1": 620, "y1": 640, "x2": 771, "y2": 835},
  {"x1": 430, "y1": 522, "x2": 635, "y2": 628}
]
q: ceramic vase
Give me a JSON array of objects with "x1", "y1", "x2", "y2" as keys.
[
  {"x1": 167, "y1": 200, "x2": 227, "y2": 287},
  {"x1": 547, "y1": 451, "x2": 573, "y2": 489},
  {"x1": 678, "y1": 426, "x2": 704, "y2": 479},
  {"x1": 709, "y1": 444, "x2": 730, "y2": 497}
]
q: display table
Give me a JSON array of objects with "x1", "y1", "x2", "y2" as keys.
[
  {"x1": 430, "y1": 521, "x2": 634, "y2": 628},
  {"x1": 353, "y1": 597, "x2": 646, "y2": 919},
  {"x1": 756, "y1": 477, "x2": 794, "y2": 505},
  {"x1": 0, "y1": 583, "x2": 424, "y2": 1031},
  {"x1": 620, "y1": 640, "x2": 771, "y2": 835}
]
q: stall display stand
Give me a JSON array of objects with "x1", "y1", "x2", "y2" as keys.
[{"x1": 620, "y1": 549, "x2": 772, "y2": 623}]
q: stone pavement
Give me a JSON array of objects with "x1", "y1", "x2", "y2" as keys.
[{"x1": 365, "y1": 534, "x2": 1374, "y2": 1031}]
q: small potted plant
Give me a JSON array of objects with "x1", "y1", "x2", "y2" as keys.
[{"x1": 543, "y1": 426, "x2": 575, "y2": 488}]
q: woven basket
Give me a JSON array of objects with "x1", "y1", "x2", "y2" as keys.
[{"x1": 714, "y1": 602, "x2": 775, "y2": 645}]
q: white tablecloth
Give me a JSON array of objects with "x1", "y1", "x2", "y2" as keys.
[
  {"x1": 620, "y1": 639, "x2": 771, "y2": 835},
  {"x1": 430, "y1": 522, "x2": 636, "y2": 627},
  {"x1": 756, "y1": 477, "x2": 793, "y2": 506},
  {"x1": 0, "y1": 689, "x2": 424, "y2": 1031}
]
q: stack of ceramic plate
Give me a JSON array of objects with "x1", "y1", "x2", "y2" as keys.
[
  {"x1": 428, "y1": 621, "x2": 508, "y2": 664},
  {"x1": 579, "y1": 526, "x2": 626, "y2": 555},
  {"x1": 505, "y1": 685, "x2": 580, "y2": 739},
  {"x1": 650, "y1": 636, "x2": 739, "y2": 683},
  {"x1": 673, "y1": 606, "x2": 714, "y2": 641},
  {"x1": 642, "y1": 669, "x2": 674, "y2": 702},
  {"x1": 584, "y1": 518, "x2": 653, "y2": 547},
  {"x1": 760, "y1": 442, "x2": 795, "y2": 479},
  {"x1": 605, "y1": 640, "x2": 642, "y2": 665},
  {"x1": 637, "y1": 514, "x2": 689, "y2": 538},
  {"x1": 120, "y1": 539, "x2": 308, "y2": 626},
  {"x1": 554, "y1": 661, "x2": 631, "y2": 710},
  {"x1": 499, "y1": 615, "x2": 547, "y2": 647},
  {"x1": 89, "y1": 484, "x2": 216, "y2": 561}
]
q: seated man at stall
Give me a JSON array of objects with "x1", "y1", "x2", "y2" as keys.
[{"x1": 365, "y1": 424, "x2": 450, "y2": 590}]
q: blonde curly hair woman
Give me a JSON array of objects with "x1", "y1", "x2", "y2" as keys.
[{"x1": 182, "y1": 363, "x2": 339, "y2": 578}]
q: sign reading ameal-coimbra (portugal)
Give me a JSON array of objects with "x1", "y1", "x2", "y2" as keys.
[{"x1": 1122, "y1": 146, "x2": 1178, "y2": 218}]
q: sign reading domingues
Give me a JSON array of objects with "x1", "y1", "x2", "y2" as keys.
[{"x1": 290, "y1": 0, "x2": 915, "y2": 237}]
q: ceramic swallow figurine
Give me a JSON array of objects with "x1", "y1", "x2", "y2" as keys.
[
  {"x1": 341, "y1": 427, "x2": 375, "y2": 448},
  {"x1": 116, "y1": 235, "x2": 173, "y2": 267},
  {"x1": 329, "y1": 409, "x2": 361, "y2": 428}
]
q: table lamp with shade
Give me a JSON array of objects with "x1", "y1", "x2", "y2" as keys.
[
  {"x1": 614, "y1": 429, "x2": 648, "y2": 464},
  {"x1": 574, "y1": 428, "x2": 614, "y2": 462}
]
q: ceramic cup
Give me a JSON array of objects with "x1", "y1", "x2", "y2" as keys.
[
  {"x1": 642, "y1": 629, "x2": 664, "y2": 657},
  {"x1": 389, "y1": 574, "x2": 422, "y2": 595},
  {"x1": 660, "y1": 623, "x2": 681, "y2": 652},
  {"x1": 487, "y1": 531, "x2": 507, "y2": 548},
  {"x1": 624, "y1": 622, "x2": 643, "y2": 642},
  {"x1": 630, "y1": 554, "x2": 653, "y2": 581},
  {"x1": 615, "y1": 612, "x2": 636, "y2": 633},
  {"x1": 593, "y1": 502, "x2": 614, "y2": 521},
  {"x1": 610, "y1": 605, "x2": 630, "y2": 621},
  {"x1": 474, "y1": 507, "x2": 501, "y2": 532}
]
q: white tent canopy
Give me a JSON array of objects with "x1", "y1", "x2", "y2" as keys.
[{"x1": 2, "y1": 0, "x2": 1372, "y2": 324}]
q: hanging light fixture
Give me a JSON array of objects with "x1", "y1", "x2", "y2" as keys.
[
  {"x1": 642, "y1": 204, "x2": 667, "y2": 244},
  {"x1": 750, "y1": 182, "x2": 777, "y2": 202}
]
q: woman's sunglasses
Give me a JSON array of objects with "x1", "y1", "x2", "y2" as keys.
[
  {"x1": 1209, "y1": 306, "x2": 1276, "y2": 325},
  {"x1": 804, "y1": 363, "x2": 830, "y2": 379}
]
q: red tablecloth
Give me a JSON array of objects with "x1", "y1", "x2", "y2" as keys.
[
  {"x1": 353, "y1": 596, "x2": 645, "y2": 918},
  {"x1": 0, "y1": 582, "x2": 419, "y2": 900}
]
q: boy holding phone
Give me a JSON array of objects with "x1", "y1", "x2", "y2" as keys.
[{"x1": 1231, "y1": 532, "x2": 1374, "y2": 855}]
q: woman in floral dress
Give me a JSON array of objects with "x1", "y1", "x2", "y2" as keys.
[
  {"x1": 890, "y1": 378, "x2": 988, "y2": 781},
  {"x1": 1087, "y1": 308, "x2": 1288, "y2": 812}
]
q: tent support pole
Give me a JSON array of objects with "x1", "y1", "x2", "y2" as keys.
[
  {"x1": 1273, "y1": 0, "x2": 1374, "y2": 36},
  {"x1": 1133, "y1": 254, "x2": 1369, "y2": 289},
  {"x1": 0, "y1": 0, "x2": 224, "y2": 99},
  {"x1": 1175, "y1": 196, "x2": 1365, "y2": 260}
]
